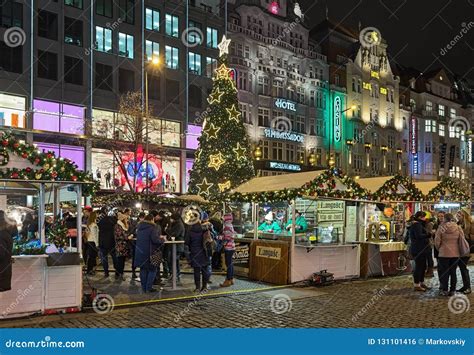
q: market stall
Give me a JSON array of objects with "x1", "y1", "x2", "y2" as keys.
[
  {"x1": 356, "y1": 175, "x2": 424, "y2": 278},
  {"x1": 0, "y1": 133, "x2": 96, "y2": 318},
  {"x1": 228, "y1": 169, "x2": 369, "y2": 284}
]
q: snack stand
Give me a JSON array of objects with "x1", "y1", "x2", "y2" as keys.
[
  {"x1": 356, "y1": 175, "x2": 423, "y2": 278},
  {"x1": 0, "y1": 133, "x2": 95, "y2": 318},
  {"x1": 229, "y1": 169, "x2": 369, "y2": 285}
]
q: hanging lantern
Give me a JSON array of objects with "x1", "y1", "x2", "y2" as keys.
[{"x1": 254, "y1": 146, "x2": 262, "y2": 161}]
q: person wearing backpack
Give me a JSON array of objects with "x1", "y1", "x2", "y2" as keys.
[
  {"x1": 185, "y1": 214, "x2": 211, "y2": 292},
  {"x1": 434, "y1": 213, "x2": 464, "y2": 296}
]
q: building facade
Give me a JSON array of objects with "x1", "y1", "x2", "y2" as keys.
[{"x1": 0, "y1": 0, "x2": 224, "y2": 194}]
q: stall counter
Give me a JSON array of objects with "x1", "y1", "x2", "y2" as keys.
[{"x1": 358, "y1": 242, "x2": 411, "y2": 278}]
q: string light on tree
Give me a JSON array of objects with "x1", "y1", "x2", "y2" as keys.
[
  {"x1": 207, "y1": 87, "x2": 224, "y2": 104},
  {"x1": 217, "y1": 35, "x2": 231, "y2": 56},
  {"x1": 196, "y1": 178, "x2": 214, "y2": 196},
  {"x1": 226, "y1": 104, "x2": 241, "y2": 122},
  {"x1": 218, "y1": 180, "x2": 232, "y2": 192},
  {"x1": 233, "y1": 143, "x2": 247, "y2": 160},
  {"x1": 208, "y1": 153, "x2": 225, "y2": 171},
  {"x1": 204, "y1": 123, "x2": 221, "y2": 139}
]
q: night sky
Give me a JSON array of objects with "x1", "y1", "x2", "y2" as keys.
[{"x1": 302, "y1": 0, "x2": 474, "y2": 80}]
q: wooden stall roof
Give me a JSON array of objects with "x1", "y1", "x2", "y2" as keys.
[
  {"x1": 176, "y1": 194, "x2": 210, "y2": 204},
  {"x1": 356, "y1": 176, "x2": 393, "y2": 194},
  {"x1": 231, "y1": 170, "x2": 325, "y2": 194},
  {"x1": 414, "y1": 181, "x2": 440, "y2": 195}
]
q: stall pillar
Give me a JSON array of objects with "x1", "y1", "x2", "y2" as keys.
[
  {"x1": 253, "y1": 202, "x2": 259, "y2": 240},
  {"x1": 76, "y1": 184, "x2": 82, "y2": 255},
  {"x1": 38, "y1": 183, "x2": 46, "y2": 245},
  {"x1": 53, "y1": 186, "x2": 60, "y2": 217}
]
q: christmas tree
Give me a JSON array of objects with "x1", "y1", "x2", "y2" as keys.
[{"x1": 188, "y1": 35, "x2": 255, "y2": 199}]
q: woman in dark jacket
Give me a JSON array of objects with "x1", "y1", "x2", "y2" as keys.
[
  {"x1": 0, "y1": 211, "x2": 17, "y2": 292},
  {"x1": 409, "y1": 211, "x2": 431, "y2": 291},
  {"x1": 98, "y1": 209, "x2": 118, "y2": 277},
  {"x1": 166, "y1": 213, "x2": 185, "y2": 281},
  {"x1": 185, "y1": 221, "x2": 210, "y2": 292},
  {"x1": 135, "y1": 214, "x2": 163, "y2": 293}
]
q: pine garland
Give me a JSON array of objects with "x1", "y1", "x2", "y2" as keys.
[
  {"x1": 372, "y1": 175, "x2": 424, "y2": 201},
  {"x1": 426, "y1": 176, "x2": 470, "y2": 202},
  {"x1": 46, "y1": 219, "x2": 69, "y2": 250}
]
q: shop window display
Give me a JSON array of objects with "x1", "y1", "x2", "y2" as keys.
[
  {"x1": 0, "y1": 93, "x2": 26, "y2": 128},
  {"x1": 33, "y1": 99, "x2": 84, "y2": 135}
]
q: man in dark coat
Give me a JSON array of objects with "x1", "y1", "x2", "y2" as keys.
[
  {"x1": 98, "y1": 208, "x2": 118, "y2": 277},
  {"x1": 0, "y1": 211, "x2": 16, "y2": 292},
  {"x1": 409, "y1": 211, "x2": 431, "y2": 292}
]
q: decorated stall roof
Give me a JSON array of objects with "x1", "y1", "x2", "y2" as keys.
[
  {"x1": 0, "y1": 132, "x2": 98, "y2": 195},
  {"x1": 371, "y1": 175, "x2": 424, "y2": 202},
  {"x1": 424, "y1": 177, "x2": 470, "y2": 202},
  {"x1": 413, "y1": 181, "x2": 440, "y2": 196},
  {"x1": 357, "y1": 176, "x2": 394, "y2": 194},
  {"x1": 229, "y1": 168, "x2": 369, "y2": 203},
  {"x1": 92, "y1": 192, "x2": 214, "y2": 208}
]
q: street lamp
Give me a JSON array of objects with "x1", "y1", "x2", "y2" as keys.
[{"x1": 144, "y1": 56, "x2": 161, "y2": 193}]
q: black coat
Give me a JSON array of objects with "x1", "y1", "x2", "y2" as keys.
[
  {"x1": 98, "y1": 215, "x2": 117, "y2": 250},
  {"x1": 409, "y1": 220, "x2": 430, "y2": 256},
  {"x1": 167, "y1": 219, "x2": 185, "y2": 252},
  {"x1": 0, "y1": 227, "x2": 15, "y2": 292},
  {"x1": 135, "y1": 221, "x2": 162, "y2": 268},
  {"x1": 185, "y1": 223, "x2": 209, "y2": 268}
]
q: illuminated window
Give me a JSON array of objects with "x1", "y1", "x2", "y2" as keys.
[
  {"x1": 188, "y1": 52, "x2": 201, "y2": 75},
  {"x1": 95, "y1": 26, "x2": 112, "y2": 53},
  {"x1": 145, "y1": 40, "x2": 159, "y2": 61},
  {"x1": 206, "y1": 27, "x2": 218, "y2": 48},
  {"x1": 145, "y1": 7, "x2": 160, "y2": 31},
  {"x1": 438, "y1": 104, "x2": 445, "y2": 116},
  {"x1": 118, "y1": 32, "x2": 134, "y2": 58},
  {"x1": 165, "y1": 14, "x2": 179, "y2": 37},
  {"x1": 165, "y1": 46, "x2": 179, "y2": 69}
]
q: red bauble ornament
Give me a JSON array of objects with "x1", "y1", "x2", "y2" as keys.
[
  {"x1": 25, "y1": 167, "x2": 32, "y2": 172},
  {"x1": 34, "y1": 158, "x2": 40, "y2": 164},
  {"x1": 2, "y1": 140, "x2": 8, "y2": 146},
  {"x1": 22, "y1": 152, "x2": 28, "y2": 159},
  {"x1": 72, "y1": 175, "x2": 78, "y2": 181},
  {"x1": 51, "y1": 171, "x2": 58, "y2": 178},
  {"x1": 47, "y1": 153, "x2": 53, "y2": 159},
  {"x1": 13, "y1": 143, "x2": 19, "y2": 149},
  {"x1": 11, "y1": 172, "x2": 19, "y2": 179}
]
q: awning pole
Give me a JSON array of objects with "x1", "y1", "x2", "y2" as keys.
[
  {"x1": 38, "y1": 183, "x2": 45, "y2": 245},
  {"x1": 76, "y1": 185, "x2": 83, "y2": 255}
]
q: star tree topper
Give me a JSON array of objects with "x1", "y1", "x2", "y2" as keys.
[{"x1": 218, "y1": 35, "x2": 231, "y2": 56}]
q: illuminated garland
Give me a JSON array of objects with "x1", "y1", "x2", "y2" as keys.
[
  {"x1": 92, "y1": 192, "x2": 216, "y2": 208},
  {"x1": 426, "y1": 177, "x2": 470, "y2": 202},
  {"x1": 372, "y1": 175, "x2": 424, "y2": 202},
  {"x1": 0, "y1": 132, "x2": 99, "y2": 196},
  {"x1": 227, "y1": 168, "x2": 369, "y2": 203}
]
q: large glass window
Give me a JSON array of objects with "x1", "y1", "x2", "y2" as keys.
[
  {"x1": 0, "y1": 0, "x2": 23, "y2": 28},
  {"x1": 188, "y1": 52, "x2": 201, "y2": 75},
  {"x1": 38, "y1": 10, "x2": 57, "y2": 40},
  {"x1": 35, "y1": 143, "x2": 85, "y2": 170},
  {"x1": 95, "y1": 63, "x2": 113, "y2": 91},
  {"x1": 96, "y1": 0, "x2": 113, "y2": 17},
  {"x1": 206, "y1": 27, "x2": 218, "y2": 48},
  {"x1": 95, "y1": 26, "x2": 112, "y2": 53},
  {"x1": 37, "y1": 50, "x2": 58, "y2": 80},
  {"x1": 64, "y1": 56, "x2": 83, "y2": 85},
  {"x1": 64, "y1": 17, "x2": 83, "y2": 46},
  {"x1": 205, "y1": 57, "x2": 217, "y2": 77},
  {"x1": 165, "y1": 14, "x2": 179, "y2": 37},
  {"x1": 165, "y1": 46, "x2": 179, "y2": 69},
  {"x1": 424, "y1": 119, "x2": 436, "y2": 133},
  {"x1": 0, "y1": 93, "x2": 26, "y2": 128},
  {"x1": 65, "y1": 0, "x2": 83, "y2": 9},
  {"x1": 145, "y1": 7, "x2": 160, "y2": 31},
  {"x1": 188, "y1": 20, "x2": 202, "y2": 45},
  {"x1": 145, "y1": 40, "x2": 159, "y2": 61},
  {"x1": 438, "y1": 104, "x2": 445, "y2": 116},
  {"x1": 118, "y1": 32, "x2": 134, "y2": 58},
  {"x1": 33, "y1": 99, "x2": 85, "y2": 135}
]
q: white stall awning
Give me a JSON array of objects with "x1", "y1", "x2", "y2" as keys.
[{"x1": 356, "y1": 176, "x2": 393, "y2": 194}]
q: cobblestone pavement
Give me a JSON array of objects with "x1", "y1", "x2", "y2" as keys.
[{"x1": 2, "y1": 268, "x2": 473, "y2": 328}]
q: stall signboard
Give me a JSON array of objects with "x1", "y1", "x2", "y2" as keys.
[
  {"x1": 233, "y1": 242, "x2": 250, "y2": 266},
  {"x1": 0, "y1": 93, "x2": 26, "y2": 128},
  {"x1": 268, "y1": 161, "x2": 301, "y2": 171},
  {"x1": 317, "y1": 200, "x2": 345, "y2": 233},
  {"x1": 317, "y1": 201, "x2": 345, "y2": 211},
  {"x1": 256, "y1": 246, "x2": 281, "y2": 260},
  {"x1": 274, "y1": 98, "x2": 296, "y2": 112},
  {"x1": 263, "y1": 128, "x2": 304, "y2": 143}
]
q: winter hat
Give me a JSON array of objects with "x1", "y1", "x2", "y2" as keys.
[
  {"x1": 223, "y1": 213, "x2": 233, "y2": 222},
  {"x1": 264, "y1": 212, "x2": 273, "y2": 221},
  {"x1": 201, "y1": 211, "x2": 209, "y2": 221}
]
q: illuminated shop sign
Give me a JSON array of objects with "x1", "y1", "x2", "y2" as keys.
[
  {"x1": 379, "y1": 87, "x2": 387, "y2": 95},
  {"x1": 409, "y1": 116, "x2": 417, "y2": 154},
  {"x1": 363, "y1": 82, "x2": 372, "y2": 90},
  {"x1": 333, "y1": 96, "x2": 341, "y2": 142},
  {"x1": 468, "y1": 137, "x2": 473, "y2": 163},
  {"x1": 268, "y1": 161, "x2": 301, "y2": 171},
  {"x1": 264, "y1": 128, "x2": 304, "y2": 143},
  {"x1": 370, "y1": 71, "x2": 379, "y2": 79},
  {"x1": 274, "y1": 98, "x2": 296, "y2": 112},
  {"x1": 413, "y1": 154, "x2": 419, "y2": 174}
]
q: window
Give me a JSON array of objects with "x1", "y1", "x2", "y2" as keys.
[
  {"x1": 296, "y1": 87, "x2": 305, "y2": 104},
  {"x1": 272, "y1": 142, "x2": 283, "y2": 160},
  {"x1": 450, "y1": 107, "x2": 456, "y2": 119},
  {"x1": 188, "y1": 52, "x2": 201, "y2": 75},
  {"x1": 353, "y1": 155, "x2": 363, "y2": 171},
  {"x1": 273, "y1": 80, "x2": 284, "y2": 97},
  {"x1": 286, "y1": 143, "x2": 295, "y2": 163},
  {"x1": 145, "y1": 7, "x2": 160, "y2": 31},
  {"x1": 372, "y1": 132, "x2": 378, "y2": 146},
  {"x1": 0, "y1": 0, "x2": 23, "y2": 28},
  {"x1": 118, "y1": 32, "x2": 134, "y2": 58},
  {"x1": 316, "y1": 119, "x2": 324, "y2": 137},
  {"x1": 238, "y1": 71, "x2": 249, "y2": 91},
  {"x1": 257, "y1": 76, "x2": 269, "y2": 95},
  {"x1": 95, "y1": 26, "x2": 112, "y2": 53},
  {"x1": 258, "y1": 108, "x2": 270, "y2": 127},
  {"x1": 240, "y1": 103, "x2": 252, "y2": 124},
  {"x1": 402, "y1": 117, "x2": 407, "y2": 129},
  {"x1": 96, "y1": 0, "x2": 113, "y2": 17},
  {"x1": 119, "y1": 0, "x2": 134, "y2": 24},
  {"x1": 438, "y1": 104, "x2": 445, "y2": 116},
  {"x1": 165, "y1": 46, "x2": 179, "y2": 69},
  {"x1": 37, "y1": 50, "x2": 57, "y2": 80},
  {"x1": 148, "y1": 74, "x2": 160, "y2": 100},
  {"x1": 295, "y1": 116, "x2": 305, "y2": 133},
  {"x1": 166, "y1": 79, "x2": 180, "y2": 104},
  {"x1": 334, "y1": 74, "x2": 340, "y2": 86},
  {"x1": 165, "y1": 14, "x2": 179, "y2": 37},
  {"x1": 206, "y1": 57, "x2": 217, "y2": 78},
  {"x1": 95, "y1": 63, "x2": 113, "y2": 91},
  {"x1": 188, "y1": 21, "x2": 202, "y2": 45},
  {"x1": 351, "y1": 77, "x2": 356, "y2": 92},
  {"x1": 38, "y1": 10, "x2": 57, "y2": 40},
  {"x1": 387, "y1": 159, "x2": 394, "y2": 174},
  {"x1": 388, "y1": 135, "x2": 394, "y2": 148},
  {"x1": 64, "y1": 17, "x2": 83, "y2": 46},
  {"x1": 65, "y1": 0, "x2": 83, "y2": 9},
  {"x1": 0, "y1": 42, "x2": 22, "y2": 73},
  {"x1": 119, "y1": 68, "x2": 134, "y2": 94},
  {"x1": 357, "y1": 79, "x2": 361, "y2": 93},
  {"x1": 64, "y1": 56, "x2": 82, "y2": 85},
  {"x1": 439, "y1": 124, "x2": 445, "y2": 137},
  {"x1": 425, "y1": 101, "x2": 433, "y2": 112},
  {"x1": 206, "y1": 27, "x2": 218, "y2": 48},
  {"x1": 425, "y1": 119, "x2": 436, "y2": 132},
  {"x1": 189, "y1": 85, "x2": 202, "y2": 107},
  {"x1": 425, "y1": 141, "x2": 431, "y2": 153},
  {"x1": 145, "y1": 40, "x2": 159, "y2": 61}
]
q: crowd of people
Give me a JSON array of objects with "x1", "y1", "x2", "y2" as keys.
[
  {"x1": 406, "y1": 209, "x2": 472, "y2": 296},
  {"x1": 81, "y1": 207, "x2": 237, "y2": 293}
]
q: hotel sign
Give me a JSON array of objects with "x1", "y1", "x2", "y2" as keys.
[
  {"x1": 274, "y1": 98, "x2": 296, "y2": 112},
  {"x1": 268, "y1": 161, "x2": 302, "y2": 171},
  {"x1": 264, "y1": 128, "x2": 304, "y2": 143},
  {"x1": 334, "y1": 96, "x2": 341, "y2": 142}
]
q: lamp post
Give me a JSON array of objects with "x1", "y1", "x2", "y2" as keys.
[{"x1": 144, "y1": 56, "x2": 160, "y2": 193}]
